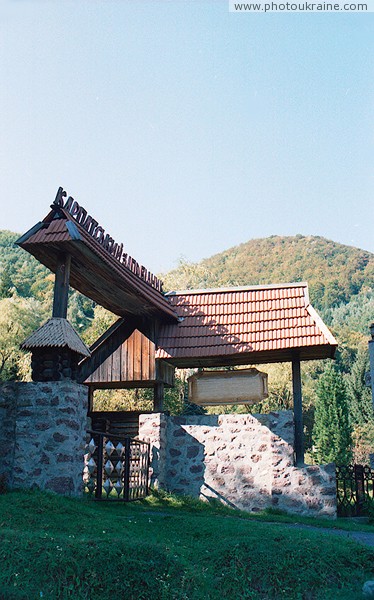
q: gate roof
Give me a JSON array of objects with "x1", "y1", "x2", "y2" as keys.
[
  {"x1": 17, "y1": 203, "x2": 178, "y2": 322},
  {"x1": 156, "y1": 283, "x2": 337, "y2": 367}
]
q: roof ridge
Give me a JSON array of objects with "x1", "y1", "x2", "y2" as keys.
[{"x1": 166, "y1": 282, "x2": 309, "y2": 296}]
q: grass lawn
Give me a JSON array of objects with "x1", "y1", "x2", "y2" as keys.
[{"x1": 0, "y1": 490, "x2": 373, "y2": 600}]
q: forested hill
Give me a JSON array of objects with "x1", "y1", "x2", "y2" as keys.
[
  {"x1": 1, "y1": 229, "x2": 373, "y2": 320},
  {"x1": 162, "y1": 235, "x2": 374, "y2": 313}
]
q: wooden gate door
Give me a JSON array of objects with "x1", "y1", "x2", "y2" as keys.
[{"x1": 84, "y1": 430, "x2": 150, "y2": 501}]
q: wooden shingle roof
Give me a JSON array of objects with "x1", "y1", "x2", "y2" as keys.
[
  {"x1": 21, "y1": 318, "x2": 91, "y2": 357},
  {"x1": 156, "y1": 283, "x2": 337, "y2": 367}
]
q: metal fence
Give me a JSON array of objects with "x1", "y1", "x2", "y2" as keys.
[
  {"x1": 84, "y1": 430, "x2": 150, "y2": 501},
  {"x1": 336, "y1": 464, "x2": 374, "y2": 517}
]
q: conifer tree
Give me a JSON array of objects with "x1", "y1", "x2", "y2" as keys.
[
  {"x1": 346, "y1": 348, "x2": 373, "y2": 425},
  {"x1": 312, "y1": 362, "x2": 352, "y2": 464}
]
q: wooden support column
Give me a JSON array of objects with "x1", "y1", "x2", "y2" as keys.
[
  {"x1": 88, "y1": 387, "x2": 94, "y2": 412},
  {"x1": 154, "y1": 382, "x2": 164, "y2": 412},
  {"x1": 52, "y1": 254, "x2": 71, "y2": 318},
  {"x1": 292, "y1": 354, "x2": 304, "y2": 466}
]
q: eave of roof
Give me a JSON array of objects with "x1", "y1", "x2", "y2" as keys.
[{"x1": 16, "y1": 209, "x2": 178, "y2": 323}]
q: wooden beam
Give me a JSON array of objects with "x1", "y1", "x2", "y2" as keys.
[
  {"x1": 77, "y1": 319, "x2": 137, "y2": 382},
  {"x1": 154, "y1": 382, "x2": 164, "y2": 412},
  {"x1": 292, "y1": 354, "x2": 304, "y2": 466},
  {"x1": 88, "y1": 387, "x2": 94, "y2": 412},
  {"x1": 52, "y1": 254, "x2": 71, "y2": 318},
  {"x1": 155, "y1": 359, "x2": 174, "y2": 387}
]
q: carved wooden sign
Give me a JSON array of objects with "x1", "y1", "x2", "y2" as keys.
[
  {"x1": 188, "y1": 368, "x2": 268, "y2": 406},
  {"x1": 54, "y1": 187, "x2": 163, "y2": 293}
]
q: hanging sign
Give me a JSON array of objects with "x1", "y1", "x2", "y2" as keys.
[{"x1": 188, "y1": 368, "x2": 268, "y2": 406}]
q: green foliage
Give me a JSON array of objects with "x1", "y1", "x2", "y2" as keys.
[
  {"x1": 161, "y1": 256, "x2": 211, "y2": 292},
  {"x1": 81, "y1": 305, "x2": 117, "y2": 347},
  {"x1": 0, "y1": 265, "x2": 14, "y2": 298},
  {"x1": 346, "y1": 348, "x2": 373, "y2": 425},
  {"x1": 92, "y1": 374, "x2": 189, "y2": 415},
  {"x1": 0, "y1": 295, "x2": 47, "y2": 380},
  {"x1": 352, "y1": 422, "x2": 374, "y2": 465},
  {"x1": 0, "y1": 231, "x2": 50, "y2": 300},
  {"x1": 251, "y1": 363, "x2": 293, "y2": 413},
  {"x1": 312, "y1": 363, "x2": 353, "y2": 464},
  {"x1": 0, "y1": 490, "x2": 372, "y2": 600},
  {"x1": 93, "y1": 387, "x2": 154, "y2": 412},
  {"x1": 67, "y1": 291, "x2": 95, "y2": 334}
]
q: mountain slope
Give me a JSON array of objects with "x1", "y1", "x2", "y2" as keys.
[{"x1": 162, "y1": 235, "x2": 374, "y2": 312}]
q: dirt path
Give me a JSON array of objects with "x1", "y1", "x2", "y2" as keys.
[
  {"x1": 122, "y1": 509, "x2": 374, "y2": 548},
  {"x1": 267, "y1": 521, "x2": 374, "y2": 548}
]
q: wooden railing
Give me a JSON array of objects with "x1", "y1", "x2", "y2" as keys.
[{"x1": 336, "y1": 464, "x2": 374, "y2": 517}]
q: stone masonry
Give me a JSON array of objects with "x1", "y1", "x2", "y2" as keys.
[
  {"x1": 139, "y1": 411, "x2": 337, "y2": 518},
  {"x1": 0, "y1": 381, "x2": 88, "y2": 495}
]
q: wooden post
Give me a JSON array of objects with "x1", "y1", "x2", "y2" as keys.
[
  {"x1": 88, "y1": 387, "x2": 94, "y2": 412},
  {"x1": 292, "y1": 354, "x2": 304, "y2": 466},
  {"x1": 154, "y1": 382, "x2": 164, "y2": 412},
  {"x1": 52, "y1": 254, "x2": 71, "y2": 318},
  {"x1": 354, "y1": 464, "x2": 365, "y2": 516}
]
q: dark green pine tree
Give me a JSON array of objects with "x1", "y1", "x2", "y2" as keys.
[
  {"x1": 346, "y1": 348, "x2": 373, "y2": 425},
  {"x1": 0, "y1": 266, "x2": 13, "y2": 298},
  {"x1": 312, "y1": 362, "x2": 353, "y2": 465}
]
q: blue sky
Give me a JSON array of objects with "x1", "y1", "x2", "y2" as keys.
[{"x1": 1, "y1": 1, "x2": 373, "y2": 274}]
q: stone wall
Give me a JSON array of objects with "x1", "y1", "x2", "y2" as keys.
[
  {"x1": 0, "y1": 381, "x2": 88, "y2": 495},
  {"x1": 139, "y1": 411, "x2": 337, "y2": 518}
]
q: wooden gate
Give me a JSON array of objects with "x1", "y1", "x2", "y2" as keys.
[
  {"x1": 336, "y1": 464, "x2": 374, "y2": 517},
  {"x1": 84, "y1": 430, "x2": 150, "y2": 501}
]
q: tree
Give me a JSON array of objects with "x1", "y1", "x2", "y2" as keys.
[
  {"x1": 352, "y1": 422, "x2": 374, "y2": 465},
  {"x1": 346, "y1": 348, "x2": 373, "y2": 425},
  {"x1": 160, "y1": 257, "x2": 211, "y2": 292},
  {"x1": 312, "y1": 362, "x2": 352, "y2": 464},
  {"x1": 67, "y1": 291, "x2": 95, "y2": 333},
  {"x1": 0, "y1": 266, "x2": 13, "y2": 298},
  {"x1": 0, "y1": 295, "x2": 46, "y2": 381},
  {"x1": 81, "y1": 305, "x2": 117, "y2": 347}
]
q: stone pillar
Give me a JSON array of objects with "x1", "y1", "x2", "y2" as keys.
[{"x1": 0, "y1": 381, "x2": 88, "y2": 496}]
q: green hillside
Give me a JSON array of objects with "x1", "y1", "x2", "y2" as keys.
[{"x1": 162, "y1": 235, "x2": 374, "y2": 313}]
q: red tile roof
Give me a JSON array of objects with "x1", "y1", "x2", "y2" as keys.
[{"x1": 156, "y1": 283, "x2": 337, "y2": 367}]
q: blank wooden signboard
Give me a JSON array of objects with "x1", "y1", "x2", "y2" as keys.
[{"x1": 188, "y1": 368, "x2": 268, "y2": 406}]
